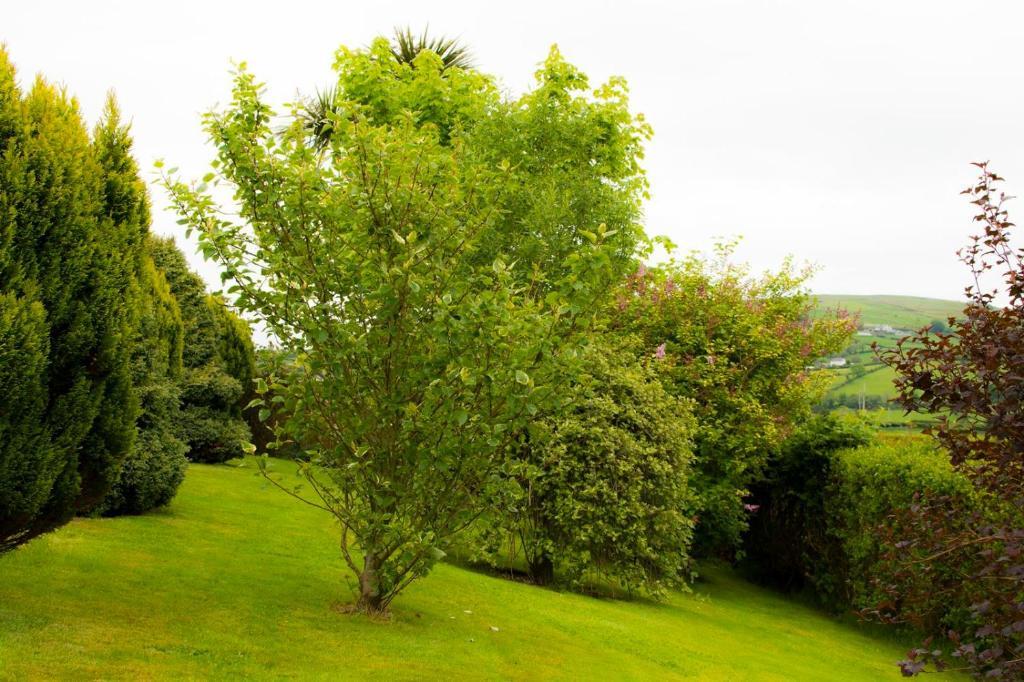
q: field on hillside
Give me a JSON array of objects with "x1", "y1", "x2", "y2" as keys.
[
  {"x1": 0, "y1": 459, "x2": 926, "y2": 681},
  {"x1": 830, "y1": 365, "x2": 900, "y2": 397},
  {"x1": 813, "y1": 294, "x2": 963, "y2": 426},
  {"x1": 813, "y1": 294, "x2": 964, "y2": 330}
]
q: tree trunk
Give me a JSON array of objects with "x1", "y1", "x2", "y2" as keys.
[
  {"x1": 528, "y1": 553, "x2": 554, "y2": 586},
  {"x1": 357, "y1": 553, "x2": 385, "y2": 613}
]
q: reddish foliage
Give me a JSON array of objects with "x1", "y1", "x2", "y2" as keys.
[{"x1": 873, "y1": 164, "x2": 1024, "y2": 678}]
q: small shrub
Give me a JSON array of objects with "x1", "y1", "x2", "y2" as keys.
[
  {"x1": 476, "y1": 346, "x2": 697, "y2": 597},
  {"x1": 99, "y1": 411, "x2": 187, "y2": 515}
]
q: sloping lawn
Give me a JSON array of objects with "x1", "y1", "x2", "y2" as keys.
[{"x1": 0, "y1": 459, "x2": 922, "y2": 680}]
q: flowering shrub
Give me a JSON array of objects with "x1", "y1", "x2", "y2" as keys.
[{"x1": 611, "y1": 243, "x2": 856, "y2": 556}]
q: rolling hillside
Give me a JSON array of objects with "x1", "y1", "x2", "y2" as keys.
[
  {"x1": 813, "y1": 295, "x2": 964, "y2": 426},
  {"x1": 813, "y1": 294, "x2": 964, "y2": 330}
]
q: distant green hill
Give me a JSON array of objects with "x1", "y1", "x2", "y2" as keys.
[
  {"x1": 813, "y1": 294, "x2": 964, "y2": 331},
  {"x1": 813, "y1": 295, "x2": 964, "y2": 428}
]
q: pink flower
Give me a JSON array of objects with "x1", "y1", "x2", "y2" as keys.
[
  {"x1": 743, "y1": 504, "x2": 760, "y2": 513},
  {"x1": 654, "y1": 343, "x2": 666, "y2": 360}
]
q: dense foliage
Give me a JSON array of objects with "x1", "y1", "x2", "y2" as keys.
[
  {"x1": 475, "y1": 344, "x2": 695, "y2": 595},
  {"x1": 91, "y1": 107, "x2": 188, "y2": 516},
  {"x1": 0, "y1": 54, "x2": 143, "y2": 550},
  {"x1": 164, "y1": 39, "x2": 648, "y2": 612},
  {"x1": 148, "y1": 237, "x2": 254, "y2": 464},
  {"x1": 246, "y1": 348, "x2": 304, "y2": 457},
  {"x1": 611, "y1": 244, "x2": 857, "y2": 557},
  {"x1": 743, "y1": 414, "x2": 872, "y2": 601},
  {"x1": 872, "y1": 165, "x2": 1024, "y2": 678},
  {"x1": 746, "y1": 427, "x2": 972, "y2": 621},
  {"x1": 99, "y1": 249, "x2": 187, "y2": 515},
  {"x1": 831, "y1": 438, "x2": 973, "y2": 613}
]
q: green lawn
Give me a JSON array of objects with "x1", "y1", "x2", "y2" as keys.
[{"x1": 0, "y1": 459, "x2": 925, "y2": 680}]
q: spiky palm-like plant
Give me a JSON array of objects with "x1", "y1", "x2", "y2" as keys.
[
  {"x1": 298, "y1": 86, "x2": 342, "y2": 152},
  {"x1": 390, "y1": 26, "x2": 474, "y2": 71},
  {"x1": 300, "y1": 29, "x2": 473, "y2": 150}
]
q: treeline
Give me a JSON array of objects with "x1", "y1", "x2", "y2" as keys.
[{"x1": 0, "y1": 49, "x2": 253, "y2": 551}]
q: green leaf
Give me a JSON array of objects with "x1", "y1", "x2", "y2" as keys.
[{"x1": 515, "y1": 370, "x2": 530, "y2": 385}]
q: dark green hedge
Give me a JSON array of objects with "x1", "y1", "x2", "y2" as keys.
[
  {"x1": 149, "y1": 237, "x2": 254, "y2": 464},
  {"x1": 746, "y1": 423, "x2": 973, "y2": 615},
  {"x1": 0, "y1": 53, "x2": 143, "y2": 549}
]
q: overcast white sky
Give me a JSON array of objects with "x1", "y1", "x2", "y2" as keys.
[{"x1": 4, "y1": 0, "x2": 1023, "y2": 302}]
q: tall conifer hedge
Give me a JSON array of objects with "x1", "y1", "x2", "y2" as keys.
[{"x1": 0, "y1": 51, "x2": 141, "y2": 549}]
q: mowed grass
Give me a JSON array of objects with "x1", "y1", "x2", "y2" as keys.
[{"x1": 0, "y1": 459, "x2": 924, "y2": 680}]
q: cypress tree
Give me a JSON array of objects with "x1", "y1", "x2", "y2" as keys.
[
  {"x1": 91, "y1": 100, "x2": 188, "y2": 515},
  {"x1": 149, "y1": 237, "x2": 254, "y2": 463},
  {"x1": 0, "y1": 51, "x2": 140, "y2": 549},
  {"x1": 99, "y1": 250, "x2": 187, "y2": 515}
]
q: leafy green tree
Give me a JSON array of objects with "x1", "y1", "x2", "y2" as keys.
[
  {"x1": 465, "y1": 47, "x2": 650, "y2": 282},
  {"x1": 163, "y1": 39, "x2": 641, "y2": 612},
  {"x1": 0, "y1": 52, "x2": 142, "y2": 550},
  {"x1": 611, "y1": 244, "x2": 857, "y2": 558},
  {"x1": 148, "y1": 237, "x2": 253, "y2": 464},
  {"x1": 476, "y1": 343, "x2": 696, "y2": 595}
]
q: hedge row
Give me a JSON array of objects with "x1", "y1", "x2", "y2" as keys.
[
  {"x1": 1, "y1": 50, "x2": 255, "y2": 551},
  {"x1": 746, "y1": 420, "x2": 973, "y2": 619}
]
